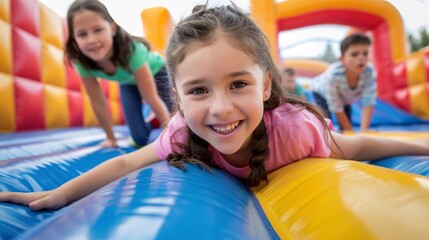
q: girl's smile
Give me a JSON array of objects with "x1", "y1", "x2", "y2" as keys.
[{"x1": 211, "y1": 121, "x2": 241, "y2": 135}]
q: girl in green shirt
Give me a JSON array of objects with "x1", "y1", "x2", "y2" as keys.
[{"x1": 65, "y1": 0, "x2": 175, "y2": 147}]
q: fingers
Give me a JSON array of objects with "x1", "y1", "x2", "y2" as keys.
[
  {"x1": 0, "y1": 192, "x2": 38, "y2": 206},
  {"x1": 99, "y1": 139, "x2": 118, "y2": 148},
  {"x1": 0, "y1": 192, "x2": 15, "y2": 203},
  {"x1": 0, "y1": 191, "x2": 61, "y2": 210},
  {"x1": 28, "y1": 200, "x2": 43, "y2": 211},
  {"x1": 29, "y1": 194, "x2": 67, "y2": 211},
  {"x1": 29, "y1": 198, "x2": 50, "y2": 211}
]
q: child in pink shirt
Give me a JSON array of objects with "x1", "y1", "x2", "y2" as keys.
[{"x1": 1, "y1": 3, "x2": 428, "y2": 210}]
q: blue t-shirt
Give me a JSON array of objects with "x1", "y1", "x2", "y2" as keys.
[{"x1": 74, "y1": 41, "x2": 165, "y2": 85}]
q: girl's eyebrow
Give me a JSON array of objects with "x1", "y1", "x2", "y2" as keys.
[
  {"x1": 181, "y1": 79, "x2": 205, "y2": 88},
  {"x1": 181, "y1": 71, "x2": 252, "y2": 88},
  {"x1": 228, "y1": 71, "x2": 251, "y2": 78}
]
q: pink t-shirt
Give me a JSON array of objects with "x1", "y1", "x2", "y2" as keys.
[{"x1": 153, "y1": 102, "x2": 331, "y2": 179}]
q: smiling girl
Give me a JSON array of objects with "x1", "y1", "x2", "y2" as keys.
[{"x1": 66, "y1": 0, "x2": 175, "y2": 147}]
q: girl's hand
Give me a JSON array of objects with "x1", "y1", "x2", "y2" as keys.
[
  {"x1": 360, "y1": 128, "x2": 376, "y2": 133},
  {"x1": 99, "y1": 138, "x2": 118, "y2": 148},
  {"x1": 0, "y1": 190, "x2": 67, "y2": 211}
]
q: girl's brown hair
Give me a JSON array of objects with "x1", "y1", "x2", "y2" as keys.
[
  {"x1": 166, "y1": 4, "x2": 334, "y2": 187},
  {"x1": 64, "y1": 0, "x2": 151, "y2": 71}
]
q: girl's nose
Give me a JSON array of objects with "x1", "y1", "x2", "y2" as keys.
[
  {"x1": 86, "y1": 33, "x2": 96, "y2": 43},
  {"x1": 209, "y1": 94, "x2": 234, "y2": 117}
]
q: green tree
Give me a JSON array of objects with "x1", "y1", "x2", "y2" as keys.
[
  {"x1": 320, "y1": 42, "x2": 337, "y2": 63},
  {"x1": 408, "y1": 27, "x2": 429, "y2": 52}
]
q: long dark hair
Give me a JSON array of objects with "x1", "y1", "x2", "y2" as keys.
[
  {"x1": 165, "y1": 4, "x2": 334, "y2": 187},
  {"x1": 64, "y1": 0, "x2": 151, "y2": 71}
]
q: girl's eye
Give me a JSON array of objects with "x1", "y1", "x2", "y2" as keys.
[
  {"x1": 189, "y1": 87, "x2": 208, "y2": 95},
  {"x1": 76, "y1": 32, "x2": 87, "y2": 38},
  {"x1": 231, "y1": 81, "x2": 247, "y2": 90},
  {"x1": 350, "y1": 52, "x2": 359, "y2": 57}
]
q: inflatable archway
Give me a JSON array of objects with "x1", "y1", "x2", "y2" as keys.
[{"x1": 251, "y1": 0, "x2": 429, "y2": 118}]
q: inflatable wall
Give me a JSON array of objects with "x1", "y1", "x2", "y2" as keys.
[
  {"x1": 251, "y1": 0, "x2": 429, "y2": 118},
  {"x1": 0, "y1": 0, "x2": 125, "y2": 133}
]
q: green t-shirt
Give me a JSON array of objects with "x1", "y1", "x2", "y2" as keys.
[
  {"x1": 74, "y1": 41, "x2": 165, "y2": 85},
  {"x1": 283, "y1": 83, "x2": 305, "y2": 98},
  {"x1": 295, "y1": 83, "x2": 305, "y2": 97}
]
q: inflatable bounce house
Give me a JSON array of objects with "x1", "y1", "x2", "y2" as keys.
[{"x1": 1, "y1": 0, "x2": 429, "y2": 239}]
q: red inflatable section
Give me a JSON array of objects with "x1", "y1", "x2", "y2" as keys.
[
  {"x1": 277, "y1": 9, "x2": 406, "y2": 111},
  {"x1": 0, "y1": 0, "x2": 125, "y2": 132}
]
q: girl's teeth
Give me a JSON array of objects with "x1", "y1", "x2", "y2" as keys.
[{"x1": 213, "y1": 121, "x2": 239, "y2": 133}]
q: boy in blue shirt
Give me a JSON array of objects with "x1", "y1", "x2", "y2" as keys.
[{"x1": 311, "y1": 33, "x2": 376, "y2": 131}]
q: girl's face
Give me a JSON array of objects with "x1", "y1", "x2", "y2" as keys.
[
  {"x1": 72, "y1": 10, "x2": 116, "y2": 64},
  {"x1": 174, "y1": 37, "x2": 272, "y2": 158},
  {"x1": 340, "y1": 44, "x2": 370, "y2": 76}
]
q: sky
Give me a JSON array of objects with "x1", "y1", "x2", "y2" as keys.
[{"x1": 39, "y1": 0, "x2": 429, "y2": 59}]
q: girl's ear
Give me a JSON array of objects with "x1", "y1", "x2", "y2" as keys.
[
  {"x1": 263, "y1": 71, "x2": 272, "y2": 101},
  {"x1": 111, "y1": 22, "x2": 118, "y2": 36}
]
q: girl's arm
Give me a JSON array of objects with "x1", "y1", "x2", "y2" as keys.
[
  {"x1": 329, "y1": 131, "x2": 429, "y2": 161},
  {"x1": 360, "y1": 69, "x2": 377, "y2": 132},
  {"x1": 81, "y1": 77, "x2": 117, "y2": 147},
  {"x1": 0, "y1": 143, "x2": 161, "y2": 210},
  {"x1": 334, "y1": 112, "x2": 353, "y2": 131},
  {"x1": 134, "y1": 64, "x2": 170, "y2": 128},
  {"x1": 360, "y1": 105, "x2": 374, "y2": 131}
]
